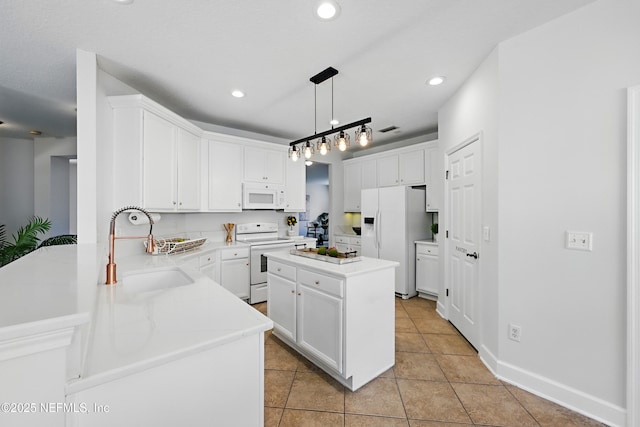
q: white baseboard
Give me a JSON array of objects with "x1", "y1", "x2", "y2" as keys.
[{"x1": 484, "y1": 359, "x2": 626, "y2": 427}]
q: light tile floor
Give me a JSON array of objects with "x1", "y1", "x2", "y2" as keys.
[{"x1": 253, "y1": 297, "x2": 606, "y2": 427}]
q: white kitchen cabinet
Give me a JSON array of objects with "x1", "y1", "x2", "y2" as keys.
[
  {"x1": 425, "y1": 146, "x2": 442, "y2": 212},
  {"x1": 140, "y1": 112, "x2": 201, "y2": 211},
  {"x1": 267, "y1": 252, "x2": 395, "y2": 391},
  {"x1": 284, "y1": 156, "x2": 306, "y2": 211},
  {"x1": 343, "y1": 161, "x2": 362, "y2": 212},
  {"x1": 208, "y1": 139, "x2": 243, "y2": 211},
  {"x1": 416, "y1": 242, "x2": 439, "y2": 299},
  {"x1": 297, "y1": 282, "x2": 343, "y2": 372},
  {"x1": 334, "y1": 234, "x2": 361, "y2": 254},
  {"x1": 343, "y1": 158, "x2": 377, "y2": 212},
  {"x1": 199, "y1": 251, "x2": 217, "y2": 282},
  {"x1": 267, "y1": 260, "x2": 297, "y2": 342},
  {"x1": 176, "y1": 128, "x2": 201, "y2": 210},
  {"x1": 110, "y1": 95, "x2": 202, "y2": 211},
  {"x1": 244, "y1": 147, "x2": 285, "y2": 184},
  {"x1": 219, "y1": 248, "x2": 250, "y2": 300},
  {"x1": 377, "y1": 149, "x2": 425, "y2": 187}
]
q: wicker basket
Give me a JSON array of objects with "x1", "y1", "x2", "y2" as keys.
[{"x1": 144, "y1": 236, "x2": 207, "y2": 255}]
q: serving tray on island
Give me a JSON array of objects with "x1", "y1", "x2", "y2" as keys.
[{"x1": 289, "y1": 248, "x2": 361, "y2": 264}]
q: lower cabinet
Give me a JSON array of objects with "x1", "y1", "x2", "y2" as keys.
[
  {"x1": 219, "y1": 248, "x2": 250, "y2": 300},
  {"x1": 267, "y1": 255, "x2": 395, "y2": 391},
  {"x1": 297, "y1": 281, "x2": 343, "y2": 372},
  {"x1": 416, "y1": 242, "x2": 439, "y2": 299}
]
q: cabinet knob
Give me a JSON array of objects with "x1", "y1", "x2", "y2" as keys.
[
  {"x1": 314, "y1": 280, "x2": 320, "y2": 285},
  {"x1": 207, "y1": 257, "x2": 211, "y2": 261},
  {"x1": 179, "y1": 202, "x2": 182, "y2": 206},
  {"x1": 237, "y1": 203, "x2": 241, "y2": 207},
  {"x1": 298, "y1": 292, "x2": 301, "y2": 296},
  {"x1": 277, "y1": 268, "x2": 281, "y2": 272},
  {"x1": 291, "y1": 290, "x2": 295, "y2": 294},
  {"x1": 173, "y1": 201, "x2": 177, "y2": 205}
]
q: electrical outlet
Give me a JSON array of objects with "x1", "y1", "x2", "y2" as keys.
[
  {"x1": 566, "y1": 231, "x2": 593, "y2": 251},
  {"x1": 508, "y1": 324, "x2": 522, "y2": 342}
]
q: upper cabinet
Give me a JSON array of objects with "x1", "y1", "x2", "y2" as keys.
[
  {"x1": 208, "y1": 139, "x2": 243, "y2": 211},
  {"x1": 284, "y1": 158, "x2": 306, "y2": 212},
  {"x1": 244, "y1": 147, "x2": 285, "y2": 185},
  {"x1": 110, "y1": 95, "x2": 202, "y2": 211},
  {"x1": 342, "y1": 141, "x2": 438, "y2": 213},
  {"x1": 343, "y1": 158, "x2": 377, "y2": 212},
  {"x1": 425, "y1": 146, "x2": 442, "y2": 212},
  {"x1": 377, "y1": 148, "x2": 425, "y2": 187}
]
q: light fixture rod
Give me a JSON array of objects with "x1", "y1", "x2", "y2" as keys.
[{"x1": 289, "y1": 117, "x2": 371, "y2": 147}]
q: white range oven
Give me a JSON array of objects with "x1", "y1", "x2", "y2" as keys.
[{"x1": 236, "y1": 222, "x2": 295, "y2": 304}]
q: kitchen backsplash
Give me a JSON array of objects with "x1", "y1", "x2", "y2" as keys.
[{"x1": 114, "y1": 211, "x2": 294, "y2": 256}]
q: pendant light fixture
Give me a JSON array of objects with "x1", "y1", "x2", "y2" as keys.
[
  {"x1": 288, "y1": 66, "x2": 371, "y2": 161},
  {"x1": 355, "y1": 124, "x2": 372, "y2": 146}
]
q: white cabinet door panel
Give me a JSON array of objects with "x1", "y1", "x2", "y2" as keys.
[
  {"x1": 209, "y1": 140, "x2": 243, "y2": 211},
  {"x1": 220, "y1": 258, "x2": 250, "y2": 300},
  {"x1": 399, "y1": 149, "x2": 425, "y2": 185},
  {"x1": 376, "y1": 155, "x2": 399, "y2": 187},
  {"x1": 143, "y1": 111, "x2": 176, "y2": 210},
  {"x1": 177, "y1": 129, "x2": 201, "y2": 210},
  {"x1": 267, "y1": 273, "x2": 296, "y2": 342},
  {"x1": 297, "y1": 283, "x2": 343, "y2": 373}
]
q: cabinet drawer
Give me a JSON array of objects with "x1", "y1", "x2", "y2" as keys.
[
  {"x1": 335, "y1": 235, "x2": 349, "y2": 244},
  {"x1": 298, "y1": 269, "x2": 343, "y2": 298},
  {"x1": 268, "y1": 260, "x2": 296, "y2": 281},
  {"x1": 417, "y1": 244, "x2": 439, "y2": 256},
  {"x1": 350, "y1": 237, "x2": 361, "y2": 246},
  {"x1": 220, "y1": 247, "x2": 249, "y2": 260},
  {"x1": 199, "y1": 252, "x2": 216, "y2": 268}
]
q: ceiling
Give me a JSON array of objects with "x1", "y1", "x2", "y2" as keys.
[{"x1": 0, "y1": 0, "x2": 596, "y2": 147}]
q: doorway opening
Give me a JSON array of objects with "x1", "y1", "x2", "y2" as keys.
[{"x1": 301, "y1": 162, "x2": 329, "y2": 247}]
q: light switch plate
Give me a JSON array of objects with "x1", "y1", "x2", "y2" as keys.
[
  {"x1": 483, "y1": 226, "x2": 490, "y2": 242},
  {"x1": 566, "y1": 231, "x2": 593, "y2": 251}
]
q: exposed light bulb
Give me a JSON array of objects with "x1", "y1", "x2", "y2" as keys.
[
  {"x1": 320, "y1": 144, "x2": 328, "y2": 155},
  {"x1": 304, "y1": 144, "x2": 313, "y2": 159},
  {"x1": 359, "y1": 133, "x2": 368, "y2": 146},
  {"x1": 291, "y1": 150, "x2": 299, "y2": 161},
  {"x1": 338, "y1": 139, "x2": 347, "y2": 151}
]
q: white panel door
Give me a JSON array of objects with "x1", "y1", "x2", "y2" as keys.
[{"x1": 447, "y1": 139, "x2": 481, "y2": 349}]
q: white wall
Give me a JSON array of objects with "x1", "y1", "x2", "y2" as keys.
[
  {"x1": 0, "y1": 137, "x2": 34, "y2": 237},
  {"x1": 33, "y1": 137, "x2": 77, "y2": 238},
  {"x1": 438, "y1": 0, "x2": 639, "y2": 424},
  {"x1": 438, "y1": 48, "x2": 500, "y2": 365}
]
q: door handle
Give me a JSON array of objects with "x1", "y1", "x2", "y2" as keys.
[{"x1": 466, "y1": 252, "x2": 479, "y2": 259}]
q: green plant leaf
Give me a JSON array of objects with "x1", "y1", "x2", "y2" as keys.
[{"x1": 38, "y1": 234, "x2": 77, "y2": 247}]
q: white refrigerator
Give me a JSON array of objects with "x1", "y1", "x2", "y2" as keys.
[{"x1": 361, "y1": 186, "x2": 429, "y2": 298}]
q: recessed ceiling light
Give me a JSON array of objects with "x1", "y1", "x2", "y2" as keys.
[
  {"x1": 112, "y1": 0, "x2": 134, "y2": 4},
  {"x1": 29, "y1": 130, "x2": 42, "y2": 135},
  {"x1": 329, "y1": 119, "x2": 339, "y2": 126},
  {"x1": 231, "y1": 90, "x2": 245, "y2": 98},
  {"x1": 315, "y1": 0, "x2": 341, "y2": 20},
  {"x1": 305, "y1": 160, "x2": 313, "y2": 166},
  {"x1": 428, "y1": 76, "x2": 446, "y2": 86}
]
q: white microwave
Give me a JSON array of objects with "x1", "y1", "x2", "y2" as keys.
[{"x1": 242, "y1": 183, "x2": 287, "y2": 210}]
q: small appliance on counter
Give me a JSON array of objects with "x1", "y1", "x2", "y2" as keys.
[{"x1": 235, "y1": 222, "x2": 295, "y2": 304}]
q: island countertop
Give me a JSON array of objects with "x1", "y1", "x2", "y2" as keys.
[
  {"x1": 265, "y1": 251, "x2": 398, "y2": 277},
  {"x1": 0, "y1": 243, "x2": 272, "y2": 394}
]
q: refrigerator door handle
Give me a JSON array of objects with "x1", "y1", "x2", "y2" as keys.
[{"x1": 377, "y1": 210, "x2": 382, "y2": 250}]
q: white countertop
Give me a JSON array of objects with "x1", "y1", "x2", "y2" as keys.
[
  {"x1": 0, "y1": 243, "x2": 272, "y2": 393},
  {"x1": 415, "y1": 240, "x2": 438, "y2": 245},
  {"x1": 266, "y1": 251, "x2": 398, "y2": 278}
]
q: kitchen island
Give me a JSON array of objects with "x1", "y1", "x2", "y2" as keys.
[
  {"x1": 0, "y1": 244, "x2": 272, "y2": 427},
  {"x1": 266, "y1": 251, "x2": 398, "y2": 391}
]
